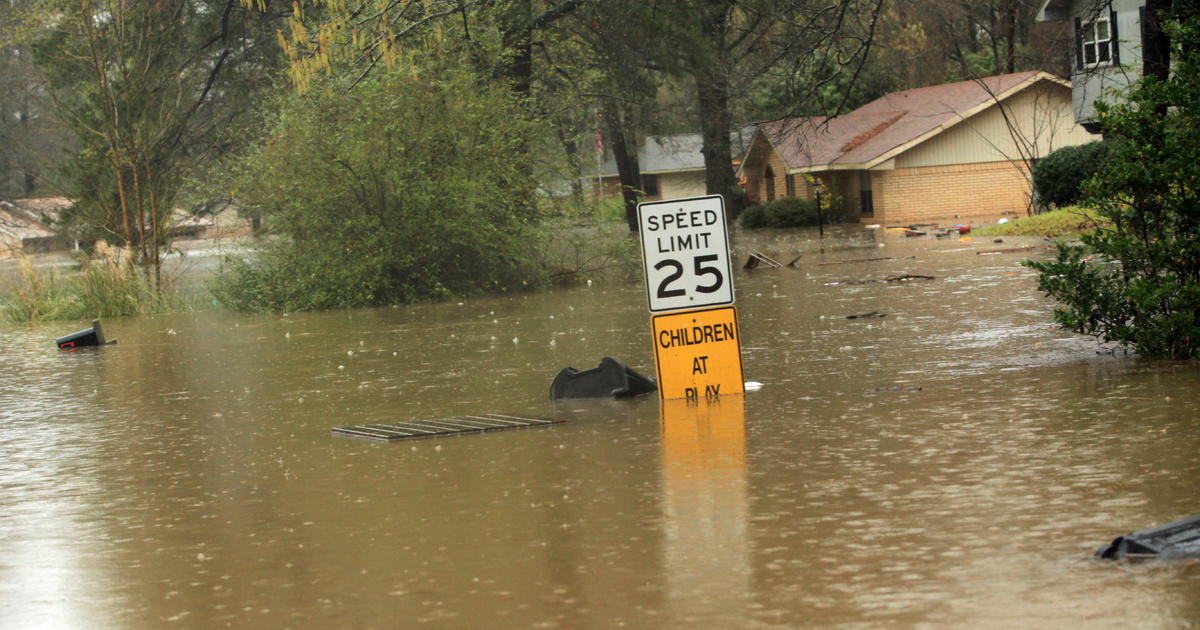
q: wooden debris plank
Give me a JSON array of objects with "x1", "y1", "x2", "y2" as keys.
[{"x1": 332, "y1": 414, "x2": 564, "y2": 442}]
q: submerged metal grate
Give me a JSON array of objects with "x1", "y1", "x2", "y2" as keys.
[{"x1": 332, "y1": 413, "x2": 564, "y2": 442}]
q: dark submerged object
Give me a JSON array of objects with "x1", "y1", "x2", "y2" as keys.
[
  {"x1": 56, "y1": 319, "x2": 111, "y2": 349},
  {"x1": 549, "y1": 357, "x2": 657, "y2": 401},
  {"x1": 1095, "y1": 513, "x2": 1200, "y2": 560}
]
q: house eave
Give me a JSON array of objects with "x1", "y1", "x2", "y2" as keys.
[{"x1": 1036, "y1": 0, "x2": 1070, "y2": 22}]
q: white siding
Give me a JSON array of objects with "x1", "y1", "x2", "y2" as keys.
[
  {"x1": 896, "y1": 83, "x2": 1096, "y2": 169},
  {"x1": 1069, "y1": 0, "x2": 1145, "y2": 124},
  {"x1": 658, "y1": 171, "x2": 708, "y2": 200}
]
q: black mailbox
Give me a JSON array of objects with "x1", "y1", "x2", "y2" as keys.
[{"x1": 56, "y1": 319, "x2": 107, "y2": 349}]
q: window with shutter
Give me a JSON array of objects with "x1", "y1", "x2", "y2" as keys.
[{"x1": 1079, "y1": 12, "x2": 1116, "y2": 68}]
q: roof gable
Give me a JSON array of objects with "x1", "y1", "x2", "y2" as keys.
[{"x1": 752, "y1": 71, "x2": 1063, "y2": 171}]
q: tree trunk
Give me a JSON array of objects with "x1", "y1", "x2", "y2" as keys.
[
  {"x1": 696, "y1": 71, "x2": 741, "y2": 218},
  {"x1": 1142, "y1": 0, "x2": 1171, "y2": 83},
  {"x1": 499, "y1": 0, "x2": 534, "y2": 100},
  {"x1": 601, "y1": 98, "x2": 641, "y2": 232},
  {"x1": 692, "y1": 1, "x2": 742, "y2": 218},
  {"x1": 556, "y1": 128, "x2": 584, "y2": 202},
  {"x1": 1004, "y1": 0, "x2": 1017, "y2": 73}
]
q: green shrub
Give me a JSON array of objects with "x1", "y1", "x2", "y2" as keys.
[
  {"x1": 740, "y1": 196, "x2": 842, "y2": 229},
  {"x1": 211, "y1": 65, "x2": 547, "y2": 312},
  {"x1": 1032, "y1": 140, "x2": 1111, "y2": 208}
]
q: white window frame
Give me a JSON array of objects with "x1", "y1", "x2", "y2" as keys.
[{"x1": 1080, "y1": 14, "x2": 1114, "y2": 68}]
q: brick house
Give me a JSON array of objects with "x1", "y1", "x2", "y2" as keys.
[{"x1": 738, "y1": 71, "x2": 1096, "y2": 225}]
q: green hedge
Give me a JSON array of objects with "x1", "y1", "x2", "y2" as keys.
[
  {"x1": 740, "y1": 196, "x2": 842, "y2": 229},
  {"x1": 1032, "y1": 140, "x2": 1111, "y2": 207}
]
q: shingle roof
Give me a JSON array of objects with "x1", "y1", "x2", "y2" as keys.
[
  {"x1": 753, "y1": 71, "x2": 1063, "y2": 172},
  {"x1": 0, "y1": 198, "x2": 65, "y2": 245}
]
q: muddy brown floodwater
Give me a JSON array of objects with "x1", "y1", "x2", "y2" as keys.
[{"x1": 2, "y1": 226, "x2": 1198, "y2": 629}]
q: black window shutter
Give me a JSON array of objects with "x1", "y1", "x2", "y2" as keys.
[
  {"x1": 1075, "y1": 17, "x2": 1084, "y2": 70},
  {"x1": 1110, "y1": 10, "x2": 1120, "y2": 66},
  {"x1": 1139, "y1": 6, "x2": 1145, "y2": 50}
]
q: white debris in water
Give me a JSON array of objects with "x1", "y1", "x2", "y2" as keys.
[
  {"x1": 338, "y1": 365, "x2": 345, "y2": 370},
  {"x1": 512, "y1": 337, "x2": 519, "y2": 344},
  {"x1": 745, "y1": 381, "x2": 764, "y2": 391},
  {"x1": 297, "y1": 397, "x2": 304, "y2": 404},
  {"x1": 285, "y1": 331, "x2": 291, "y2": 339},
  {"x1": 549, "y1": 339, "x2": 556, "y2": 346},
  {"x1": 347, "y1": 350, "x2": 354, "y2": 357}
]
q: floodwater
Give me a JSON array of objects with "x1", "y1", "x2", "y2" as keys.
[{"x1": 2, "y1": 227, "x2": 1198, "y2": 629}]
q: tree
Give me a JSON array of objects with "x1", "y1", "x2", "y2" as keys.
[
  {"x1": 0, "y1": 0, "x2": 70, "y2": 198},
  {"x1": 1025, "y1": 1, "x2": 1200, "y2": 358},
  {"x1": 871, "y1": 0, "x2": 1071, "y2": 86},
  {"x1": 665, "y1": 0, "x2": 885, "y2": 219},
  {"x1": 32, "y1": 0, "x2": 283, "y2": 286},
  {"x1": 566, "y1": 3, "x2": 666, "y2": 231},
  {"x1": 212, "y1": 64, "x2": 546, "y2": 311}
]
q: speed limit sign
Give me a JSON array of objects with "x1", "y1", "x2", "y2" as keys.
[{"x1": 637, "y1": 195, "x2": 734, "y2": 313}]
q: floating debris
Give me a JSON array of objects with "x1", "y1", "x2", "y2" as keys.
[
  {"x1": 824, "y1": 273, "x2": 935, "y2": 287},
  {"x1": 743, "y1": 251, "x2": 783, "y2": 270},
  {"x1": 816, "y1": 256, "x2": 916, "y2": 267},
  {"x1": 846, "y1": 311, "x2": 887, "y2": 319},
  {"x1": 333, "y1": 414, "x2": 565, "y2": 442},
  {"x1": 1095, "y1": 513, "x2": 1200, "y2": 560},
  {"x1": 977, "y1": 246, "x2": 1047, "y2": 256}
]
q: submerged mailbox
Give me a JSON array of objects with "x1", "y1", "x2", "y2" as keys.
[
  {"x1": 56, "y1": 319, "x2": 109, "y2": 349},
  {"x1": 1095, "y1": 513, "x2": 1200, "y2": 560},
  {"x1": 549, "y1": 357, "x2": 657, "y2": 401}
]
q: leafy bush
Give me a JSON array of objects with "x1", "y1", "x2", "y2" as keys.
[
  {"x1": 211, "y1": 65, "x2": 547, "y2": 312},
  {"x1": 1032, "y1": 140, "x2": 1111, "y2": 208},
  {"x1": 740, "y1": 196, "x2": 843, "y2": 229},
  {"x1": 1025, "y1": 7, "x2": 1200, "y2": 358}
]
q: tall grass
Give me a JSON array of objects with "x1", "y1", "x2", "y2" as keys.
[{"x1": 2, "y1": 249, "x2": 177, "y2": 322}]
